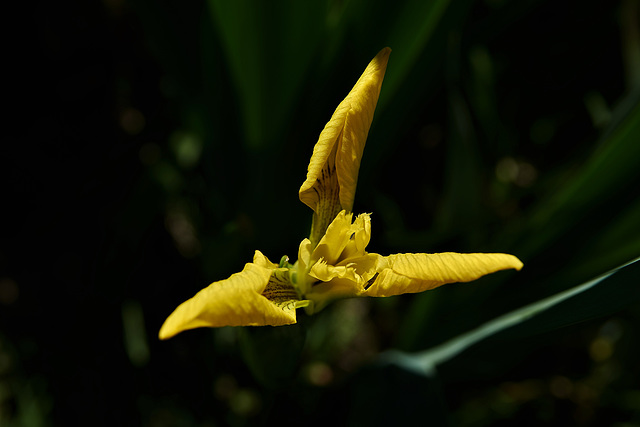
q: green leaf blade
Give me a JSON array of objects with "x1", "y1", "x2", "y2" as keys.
[{"x1": 382, "y1": 256, "x2": 640, "y2": 376}]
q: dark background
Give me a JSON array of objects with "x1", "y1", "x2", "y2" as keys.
[{"x1": 2, "y1": 0, "x2": 639, "y2": 425}]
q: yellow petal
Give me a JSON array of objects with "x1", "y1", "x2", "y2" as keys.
[
  {"x1": 304, "y1": 253, "x2": 383, "y2": 313},
  {"x1": 364, "y1": 252, "x2": 523, "y2": 297},
  {"x1": 308, "y1": 211, "x2": 372, "y2": 265},
  {"x1": 311, "y1": 210, "x2": 353, "y2": 265},
  {"x1": 159, "y1": 263, "x2": 305, "y2": 339},
  {"x1": 341, "y1": 213, "x2": 372, "y2": 260},
  {"x1": 300, "y1": 48, "x2": 391, "y2": 243},
  {"x1": 338, "y1": 253, "x2": 383, "y2": 281},
  {"x1": 252, "y1": 249, "x2": 278, "y2": 269},
  {"x1": 335, "y1": 80, "x2": 386, "y2": 211},
  {"x1": 305, "y1": 278, "x2": 361, "y2": 313},
  {"x1": 296, "y1": 238, "x2": 313, "y2": 273},
  {"x1": 309, "y1": 259, "x2": 360, "y2": 284}
]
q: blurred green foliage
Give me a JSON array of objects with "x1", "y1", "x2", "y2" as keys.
[{"x1": 2, "y1": 0, "x2": 639, "y2": 425}]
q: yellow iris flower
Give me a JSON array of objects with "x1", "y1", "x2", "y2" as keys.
[{"x1": 159, "y1": 48, "x2": 523, "y2": 340}]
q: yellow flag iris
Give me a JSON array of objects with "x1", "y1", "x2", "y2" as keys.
[{"x1": 159, "y1": 48, "x2": 523, "y2": 340}]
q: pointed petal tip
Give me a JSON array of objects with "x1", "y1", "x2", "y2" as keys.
[
  {"x1": 514, "y1": 257, "x2": 524, "y2": 271},
  {"x1": 362, "y1": 47, "x2": 391, "y2": 80},
  {"x1": 158, "y1": 308, "x2": 191, "y2": 340},
  {"x1": 158, "y1": 320, "x2": 177, "y2": 341},
  {"x1": 504, "y1": 254, "x2": 524, "y2": 271},
  {"x1": 376, "y1": 47, "x2": 392, "y2": 62}
]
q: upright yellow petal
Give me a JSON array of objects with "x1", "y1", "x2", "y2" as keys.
[
  {"x1": 159, "y1": 262, "x2": 305, "y2": 340},
  {"x1": 335, "y1": 69, "x2": 387, "y2": 211},
  {"x1": 300, "y1": 48, "x2": 391, "y2": 244},
  {"x1": 311, "y1": 210, "x2": 354, "y2": 265},
  {"x1": 307, "y1": 210, "x2": 372, "y2": 267},
  {"x1": 364, "y1": 252, "x2": 523, "y2": 297},
  {"x1": 340, "y1": 213, "x2": 372, "y2": 260}
]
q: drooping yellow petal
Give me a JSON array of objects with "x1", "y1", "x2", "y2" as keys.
[
  {"x1": 159, "y1": 259, "x2": 307, "y2": 340},
  {"x1": 299, "y1": 48, "x2": 391, "y2": 244},
  {"x1": 364, "y1": 252, "x2": 523, "y2": 297}
]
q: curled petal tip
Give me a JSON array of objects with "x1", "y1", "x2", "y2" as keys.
[{"x1": 511, "y1": 256, "x2": 524, "y2": 271}]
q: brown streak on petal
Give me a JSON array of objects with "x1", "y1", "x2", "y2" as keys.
[
  {"x1": 261, "y1": 269, "x2": 300, "y2": 311},
  {"x1": 364, "y1": 272, "x2": 379, "y2": 290}
]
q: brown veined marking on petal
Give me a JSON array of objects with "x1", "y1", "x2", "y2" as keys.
[
  {"x1": 310, "y1": 136, "x2": 342, "y2": 246},
  {"x1": 261, "y1": 269, "x2": 300, "y2": 311}
]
